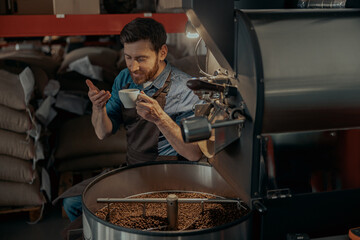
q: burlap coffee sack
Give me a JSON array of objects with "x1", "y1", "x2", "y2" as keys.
[
  {"x1": 0, "y1": 104, "x2": 33, "y2": 133},
  {"x1": 0, "y1": 69, "x2": 26, "y2": 110},
  {"x1": 56, "y1": 152, "x2": 126, "y2": 172},
  {"x1": 0, "y1": 155, "x2": 37, "y2": 183},
  {"x1": 0, "y1": 178, "x2": 45, "y2": 206},
  {"x1": 54, "y1": 115, "x2": 127, "y2": 159},
  {"x1": 0, "y1": 129, "x2": 35, "y2": 160},
  {"x1": 0, "y1": 49, "x2": 60, "y2": 77},
  {"x1": 58, "y1": 47, "x2": 119, "y2": 83}
]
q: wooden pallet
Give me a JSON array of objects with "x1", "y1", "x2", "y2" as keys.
[{"x1": 0, "y1": 205, "x2": 42, "y2": 222}]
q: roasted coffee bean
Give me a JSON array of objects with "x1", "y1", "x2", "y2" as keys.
[{"x1": 95, "y1": 192, "x2": 249, "y2": 231}]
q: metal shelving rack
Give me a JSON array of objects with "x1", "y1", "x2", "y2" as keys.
[{"x1": 0, "y1": 13, "x2": 187, "y2": 37}]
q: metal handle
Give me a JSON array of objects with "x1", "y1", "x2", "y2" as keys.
[
  {"x1": 252, "y1": 200, "x2": 267, "y2": 214},
  {"x1": 181, "y1": 116, "x2": 245, "y2": 143}
]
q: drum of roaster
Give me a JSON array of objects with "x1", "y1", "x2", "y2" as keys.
[{"x1": 82, "y1": 162, "x2": 252, "y2": 240}]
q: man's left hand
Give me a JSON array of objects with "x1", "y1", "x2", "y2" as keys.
[{"x1": 136, "y1": 92, "x2": 165, "y2": 124}]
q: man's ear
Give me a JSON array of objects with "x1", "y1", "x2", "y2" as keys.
[{"x1": 159, "y1": 44, "x2": 168, "y2": 61}]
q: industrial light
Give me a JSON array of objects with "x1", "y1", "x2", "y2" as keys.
[{"x1": 185, "y1": 21, "x2": 199, "y2": 39}]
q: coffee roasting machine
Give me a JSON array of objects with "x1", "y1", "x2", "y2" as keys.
[{"x1": 82, "y1": 1, "x2": 360, "y2": 239}]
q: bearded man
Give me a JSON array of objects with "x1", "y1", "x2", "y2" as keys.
[{"x1": 62, "y1": 17, "x2": 203, "y2": 221}]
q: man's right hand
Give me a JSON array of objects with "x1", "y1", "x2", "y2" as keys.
[
  {"x1": 86, "y1": 80, "x2": 113, "y2": 139},
  {"x1": 86, "y1": 80, "x2": 111, "y2": 110}
]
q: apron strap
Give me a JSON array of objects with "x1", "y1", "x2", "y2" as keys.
[
  {"x1": 152, "y1": 71, "x2": 172, "y2": 109},
  {"x1": 122, "y1": 70, "x2": 173, "y2": 165}
]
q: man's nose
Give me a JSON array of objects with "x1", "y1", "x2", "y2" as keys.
[{"x1": 130, "y1": 60, "x2": 139, "y2": 72}]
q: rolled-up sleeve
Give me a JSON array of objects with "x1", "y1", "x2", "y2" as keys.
[{"x1": 106, "y1": 73, "x2": 124, "y2": 134}]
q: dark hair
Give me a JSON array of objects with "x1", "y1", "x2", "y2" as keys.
[{"x1": 119, "y1": 18, "x2": 167, "y2": 52}]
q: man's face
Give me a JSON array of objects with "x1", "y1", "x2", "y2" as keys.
[{"x1": 124, "y1": 40, "x2": 165, "y2": 85}]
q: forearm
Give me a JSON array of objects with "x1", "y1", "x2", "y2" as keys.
[
  {"x1": 91, "y1": 106, "x2": 113, "y2": 140},
  {"x1": 156, "y1": 113, "x2": 202, "y2": 161}
]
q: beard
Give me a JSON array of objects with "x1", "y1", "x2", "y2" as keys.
[{"x1": 130, "y1": 58, "x2": 159, "y2": 85}]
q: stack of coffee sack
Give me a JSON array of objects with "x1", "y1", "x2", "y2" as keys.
[{"x1": 0, "y1": 49, "x2": 57, "y2": 218}]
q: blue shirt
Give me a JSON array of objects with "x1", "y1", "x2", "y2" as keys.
[{"x1": 106, "y1": 63, "x2": 200, "y2": 156}]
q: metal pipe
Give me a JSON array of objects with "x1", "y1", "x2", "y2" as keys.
[
  {"x1": 166, "y1": 194, "x2": 178, "y2": 230},
  {"x1": 212, "y1": 118, "x2": 245, "y2": 129},
  {"x1": 97, "y1": 198, "x2": 241, "y2": 204}
]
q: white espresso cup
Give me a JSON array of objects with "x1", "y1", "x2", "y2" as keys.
[{"x1": 118, "y1": 89, "x2": 140, "y2": 108}]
